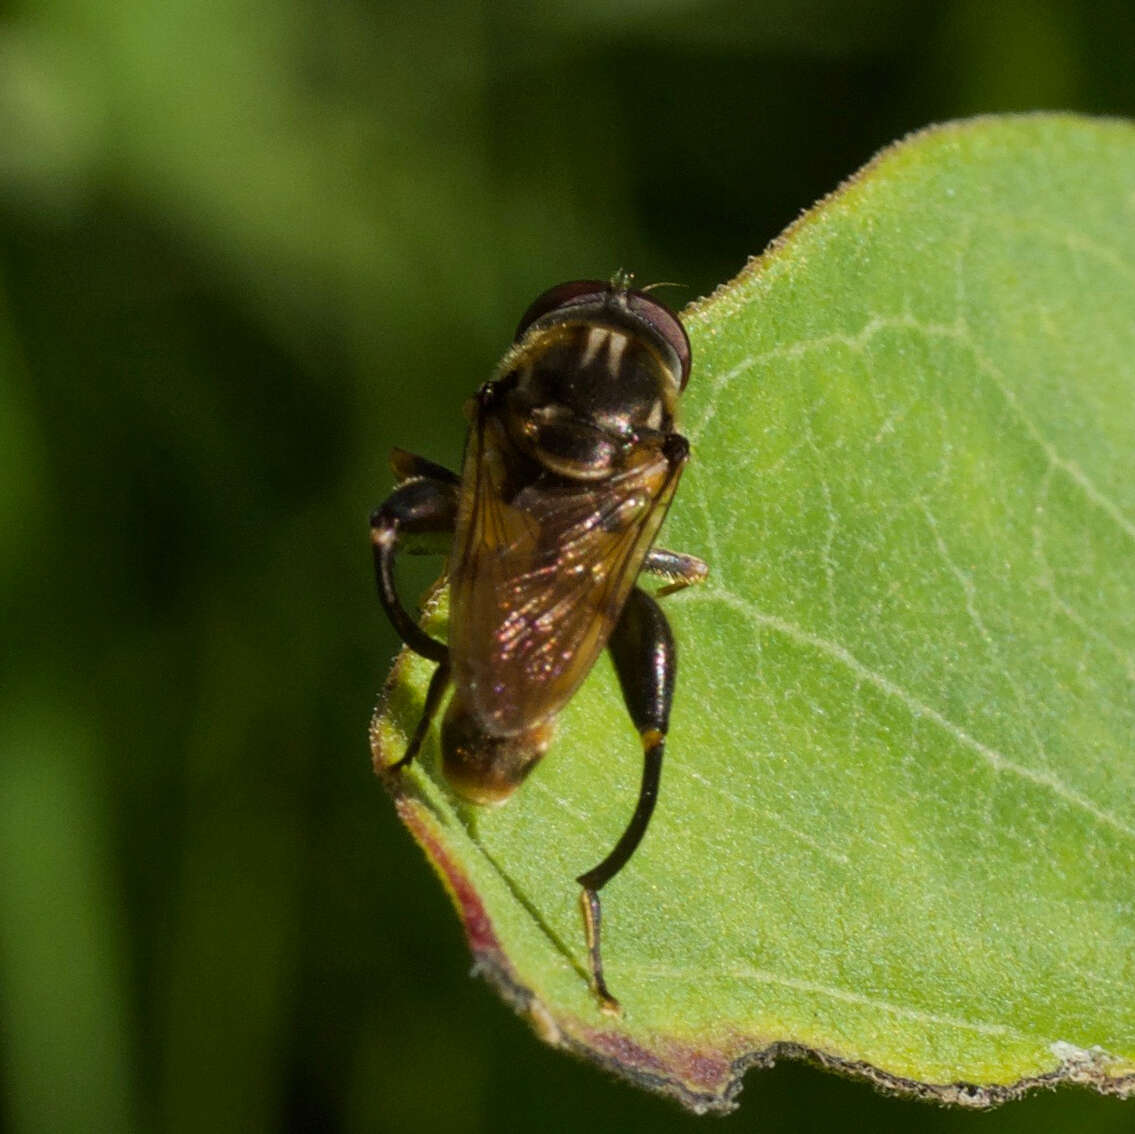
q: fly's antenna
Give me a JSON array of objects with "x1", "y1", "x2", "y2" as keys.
[{"x1": 609, "y1": 267, "x2": 635, "y2": 293}]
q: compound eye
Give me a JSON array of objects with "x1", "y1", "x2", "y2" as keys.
[
  {"x1": 625, "y1": 291, "x2": 692, "y2": 390},
  {"x1": 514, "y1": 280, "x2": 608, "y2": 341}
]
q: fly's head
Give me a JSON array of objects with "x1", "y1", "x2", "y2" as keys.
[{"x1": 496, "y1": 279, "x2": 691, "y2": 482}]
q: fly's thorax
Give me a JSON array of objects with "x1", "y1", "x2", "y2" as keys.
[
  {"x1": 513, "y1": 321, "x2": 680, "y2": 434},
  {"x1": 440, "y1": 695, "x2": 553, "y2": 805},
  {"x1": 498, "y1": 322, "x2": 680, "y2": 481}
]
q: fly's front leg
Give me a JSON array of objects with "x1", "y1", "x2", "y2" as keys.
[
  {"x1": 641, "y1": 433, "x2": 707, "y2": 597},
  {"x1": 370, "y1": 456, "x2": 459, "y2": 662},
  {"x1": 577, "y1": 586, "x2": 676, "y2": 1013},
  {"x1": 371, "y1": 451, "x2": 460, "y2": 770},
  {"x1": 642, "y1": 546, "x2": 709, "y2": 596},
  {"x1": 391, "y1": 447, "x2": 461, "y2": 488}
]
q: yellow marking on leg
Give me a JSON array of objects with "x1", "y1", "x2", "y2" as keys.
[{"x1": 579, "y1": 888, "x2": 621, "y2": 1015}]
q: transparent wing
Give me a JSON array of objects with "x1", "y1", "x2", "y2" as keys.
[{"x1": 448, "y1": 408, "x2": 683, "y2": 736}]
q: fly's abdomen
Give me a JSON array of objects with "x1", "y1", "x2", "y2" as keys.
[{"x1": 439, "y1": 693, "x2": 553, "y2": 804}]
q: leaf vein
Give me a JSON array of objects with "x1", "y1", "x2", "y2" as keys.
[
  {"x1": 687, "y1": 588, "x2": 1135, "y2": 842},
  {"x1": 690, "y1": 310, "x2": 1135, "y2": 545},
  {"x1": 626, "y1": 961, "x2": 1026, "y2": 1040}
]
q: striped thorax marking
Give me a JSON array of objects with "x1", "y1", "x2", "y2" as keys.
[{"x1": 580, "y1": 325, "x2": 632, "y2": 377}]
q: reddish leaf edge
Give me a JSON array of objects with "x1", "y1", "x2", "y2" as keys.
[{"x1": 371, "y1": 641, "x2": 1135, "y2": 1114}]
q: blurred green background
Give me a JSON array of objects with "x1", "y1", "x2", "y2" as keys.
[{"x1": 0, "y1": 1, "x2": 1132, "y2": 1131}]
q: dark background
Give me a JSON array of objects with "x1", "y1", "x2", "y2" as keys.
[{"x1": 0, "y1": 1, "x2": 1132, "y2": 1131}]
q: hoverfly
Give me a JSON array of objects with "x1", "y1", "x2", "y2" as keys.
[{"x1": 371, "y1": 274, "x2": 706, "y2": 1011}]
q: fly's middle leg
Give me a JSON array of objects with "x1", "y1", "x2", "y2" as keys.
[
  {"x1": 641, "y1": 546, "x2": 709, "y2": 596},
  {"x1": 391, "y1": 657, "x2": 452, "y2": 772}
]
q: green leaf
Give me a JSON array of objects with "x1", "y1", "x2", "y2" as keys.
[{"x1": 371, "y1": 115, "x2": 1135, "y2": 1113}]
